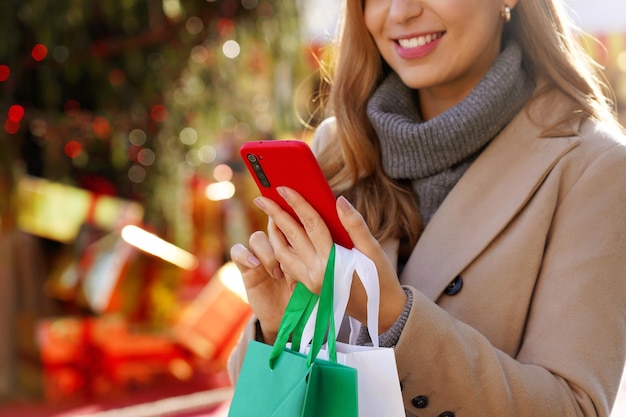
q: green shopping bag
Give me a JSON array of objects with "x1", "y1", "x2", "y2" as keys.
[{"x1": 228, "y1": 245, "x2": 358, "y2": 417}]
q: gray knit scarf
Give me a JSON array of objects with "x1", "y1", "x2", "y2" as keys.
[{"x1": 367, "y1": 42, "x2": 535, "y2": 225}]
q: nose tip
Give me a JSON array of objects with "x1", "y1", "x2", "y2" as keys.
[{"x1": 389, "y1": 0, "x2": 424, "y2": 23}]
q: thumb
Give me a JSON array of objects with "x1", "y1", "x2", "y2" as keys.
[{"x1": 336, "y1": 196, "x2": 381, "y2": 256}]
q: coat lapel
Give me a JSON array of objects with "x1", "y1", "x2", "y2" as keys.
[{"x1": 399, "y1": 98, "x2": 582, "y2": 301}]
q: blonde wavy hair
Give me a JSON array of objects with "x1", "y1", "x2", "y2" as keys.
[{"x1": 314, "y1": 0, "x2": 618, "y2": 249}]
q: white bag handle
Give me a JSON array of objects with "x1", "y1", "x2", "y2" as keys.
[{"x1": 299, "y1": 244, "x2": 380, "y2": 351}]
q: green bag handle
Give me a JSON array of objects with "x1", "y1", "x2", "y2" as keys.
[
  {"x1": 269, "y1": 244, "x2": 337, "y2": 369},
  {"x1": 307, "y1": 244, "x2": 337, "y2": 366},
  {"x1": 269, "y1": 283, "x2": 318, "y2": 369}
]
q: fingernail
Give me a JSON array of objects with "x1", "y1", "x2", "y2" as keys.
[
  {"x1": 247, "y1": 255, "x2": 260, "y2": 267},
  {"x1": 253, "y1": 197, "x2": 266, "y2": 210},
  {"x1": 273, "y1": 267, "x2": 284, "y2": 280},
  {"x1": 337, "y1": 196, "x2": 354, "y2": 213},
  {"x1": 276, "y1": 187, "x2": 288, "y2": 199}
]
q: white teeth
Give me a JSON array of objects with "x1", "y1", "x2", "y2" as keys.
[{"x1": 398, "y1": 33, "x2": 441, "y2": 48}]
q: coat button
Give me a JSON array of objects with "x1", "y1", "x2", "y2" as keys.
[
  {"x1": 411, "y1": 395, "x2": 429, "y2": 408},
  {"x1": 439, "y1": 412, "x2": 455, "y2": 417},
  {"x1": 444, "y1": 275, "x2": 463, "y2": 295}
]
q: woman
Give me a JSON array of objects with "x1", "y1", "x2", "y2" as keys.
[{"x1": 229, "y1": 0, "x2": 626, "y2": 415}]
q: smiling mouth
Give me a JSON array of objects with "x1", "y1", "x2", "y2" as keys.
[{"x1": 397, "y1": 32, "x2": 444, "y2": 48}]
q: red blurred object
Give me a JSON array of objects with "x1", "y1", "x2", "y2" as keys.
[
  {"x1": 31, "y1": 44, "x2": 48, "y2": 61},
  {"x1": 150, "y1": 104, "x2": 168, "y2": 122},
  {"x1": 174, "y1": 269, "x2": 252, "y2": 371},
  {"x1": 4, "y1": 119, "x2": 20, "y2": 134},
  {"x1": 64, "y1": 141, "x2": 82, "y2": 158},
  {"x1": 36, "y1": 315, "x2": 213, "y2": 403},
  {"x1": 36, "y1": 317, "x2": 92, "y2": 401},
  {"x1": 0, "y1": 64, "x2": 10, "y2": 81},
  {"x1": 8, "y1": 105, "x2": 24, "y2": 122}
]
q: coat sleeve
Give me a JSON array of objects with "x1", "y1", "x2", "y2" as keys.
[
  {"x1": 395, "y1": 137, "x2": 626, "y2": 416},
  {"x1": 227, "y1": 316, "x2": 257, "y2": 385}
]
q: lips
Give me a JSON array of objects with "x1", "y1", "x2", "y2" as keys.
[{"x1": 394, "y1": 32, "x2": 444, "y2": 59}]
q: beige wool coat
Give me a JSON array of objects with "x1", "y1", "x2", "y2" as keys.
[{"x1": 228, "y1": 91, "x2": 626, "y2": 417}]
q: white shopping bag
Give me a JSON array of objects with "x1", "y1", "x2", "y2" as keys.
[{"x1": 301, "y1": 244, "x2": 405, "y2": 417}]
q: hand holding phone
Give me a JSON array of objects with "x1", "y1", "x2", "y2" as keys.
[{"x1": 240, "y1": 140, "x2": 353, "y2": 249}]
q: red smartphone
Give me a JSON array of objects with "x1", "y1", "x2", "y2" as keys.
[{"x1": 240, "y1": 140, "x2": 353, "y2": 249}]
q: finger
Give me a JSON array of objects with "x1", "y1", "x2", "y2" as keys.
[
  {"x1": 266, "y1": 220, "x2": 311, "y2": 290},
  {"x1": 248, "y1": 229, "x2": 284, "y2": 280},
  {"x1": 274, "y1": 186, "x2": 333, "y2": 257},
  {"x1": 253, "y1": 194, "x2": 319, "y2": 258},
  {"x1": 229, "y1": 239, "x2": 275, "y2": 291},
  {"x1": 263, "y1": 201, "x2": 324, "y2": 294},
  {"x1": 336, "y1": 196, "x2": 382, "y2": 256},
  {"x1": 230, "y1": 242, "x2": 261, "y2": 270}
]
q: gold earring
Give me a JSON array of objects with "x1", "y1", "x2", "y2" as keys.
[{"x1": 502, "y1": 5, "x2": 512, "y2": 23}]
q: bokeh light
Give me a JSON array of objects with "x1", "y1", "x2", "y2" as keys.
[
  {"x1": 92, "y1": 117, "x2": 111, "y2": 139},
  {"x1": 0, "y1": 65, "x2": 10, "y2": 82},
  {"x1": 52, "y1": 46, "x2": 70, "y2": 63},
  {"x1": 162, "y1": 0, "x2": 182, "y2": 19},
  {"x1": 241, "y1": 0, "x2": 259, "y2": 10},
  {"x1": 4, "y1": 119, "x2": 20, "y2": 134},
  {"x1": 150, "y1": 104, "x2": 168, "y2": 122},
  {"x1": 128, "y1": 165, "x2": 147, "y2": 183},
  {"x1": 217, "y1": 19, "x2": 234, "y2": 37},
  {"x1": 222, "y1": 40, "x2": 240, "y2": 59},
  {"x1": 108, "y1": 69, "x2": 126, "y2": 86},
  {"x1": 186, "y1": 16, "x2": 204, "y2": 34},
  {"x1": 137, "y1": 148, "x2": 156, "y2": 166},
  {"x1": 179, "y1": 127, "x2": 198, "y2": 145},
  {"x1": 205, "y1": 181, "x2": 235, "y2": 201},
  {"x1": 64, "y1": 141, "x2": 82, "y2": 158},
  {"x1": 8, "y1": 105, "x2": 25, "y2": 122},
  {"x1": 213, "y1": 164, "x2": 233, "y2": 182},
  {"x1": 31, "y1": 44, "x2": 48, "y2": 61},
  {"x1": 198, "y1": 145, "x2": 217, "y2": 164},
  {"x1": 29, "y1": 119, "x2": 48, "y2": 137},
  {"x1": 129, "y1": 128, "x2": 147, "y2": 146}
]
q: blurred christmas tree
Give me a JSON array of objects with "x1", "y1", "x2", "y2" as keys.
[{"x1": 0, "y1": 0, "x2": 321, "y2": 249}]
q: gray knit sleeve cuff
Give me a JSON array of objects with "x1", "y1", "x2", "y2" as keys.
[{"x1": 356, "y1": 286, "x2": 413, "y2": 347}]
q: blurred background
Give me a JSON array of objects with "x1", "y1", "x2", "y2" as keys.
[{"x1": 0, "y1": 1, "x2": 624, "y2": 416}]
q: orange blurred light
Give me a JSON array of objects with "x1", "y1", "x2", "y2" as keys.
[
  {"x1": 217, "y1": 18, "x2": 234, "y2": 37},
  {"x1": 64, "y1": 141, "x2": 82, "y2": 158},
  {"x1": 92, "y1": 116, "x2": 111, "y2": 139},
  {"x1": 0, "y1": 65, "x2": 9, "y2": 82},
  {"x1": 31, "y1": 44, "x2": 48, "y2": 61},
  {"x1": 8, "y1": 105, "x2": 24, "y2": 122},
  {"x1": 4, "y1": 119, "x2": 20, "y2": 134},
  {"x1": 213, "y1": 164, "x2": 233, "y2": 182},
  {"x1": 150, "y1": 105, "x2": 168, "y2": 122}
]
